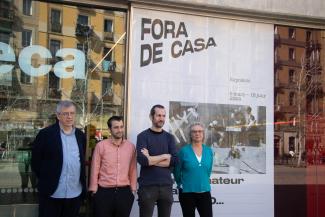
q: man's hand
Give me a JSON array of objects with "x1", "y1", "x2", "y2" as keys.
[
  {"x1": 141, "y1": 148, "x2": 150, "y2": 158},
  {"x1": 156, "y1": 154, "x2": 171, "y2": 167}
]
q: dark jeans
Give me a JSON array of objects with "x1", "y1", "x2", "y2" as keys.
[
  {"x1": 38, "y1": 194, "x2": 81, "y2": 217},
  {"x1": 179, "y1": 191, "x2": 213, "y2": 217},
  {"x1": 138, "y1": 185, "x2": 173, "y2": 217},
  {"x1": 93, "y1": 186, "x2": 134, "y2": 217}
]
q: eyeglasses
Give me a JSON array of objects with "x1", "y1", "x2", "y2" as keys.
[
  {"x1": 59, "y1": 112, "x2": 76, "y2": 117},
  {"x1": 191, "y1": 130, "x2": 204, "y2": 134}
]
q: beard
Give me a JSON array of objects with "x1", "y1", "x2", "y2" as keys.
[
  {"x1": 153, "y1": 120, "x2": 165, "y2": 128},
  {"x1": 112, "y1": 132, "x2": 123, "y2": 139}
]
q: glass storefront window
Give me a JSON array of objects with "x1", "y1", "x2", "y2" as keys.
[
  {"x1": 0, "y1": 1, "x2": 126, "y2": 216},
  {"x1": 0, "y1": 1, "x2": 324, "y2": 217},
  {"x1": 274, "y1": 25, "x2": 325, "y2": 217}
]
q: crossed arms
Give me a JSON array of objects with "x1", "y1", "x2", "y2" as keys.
[{"x1": 140, "y1": 148, "x2": 171, "y2": 167}]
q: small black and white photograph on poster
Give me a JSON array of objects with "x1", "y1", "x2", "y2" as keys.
[{"x1": 169, "y1": 101, "x2": 267, "y2": 174}]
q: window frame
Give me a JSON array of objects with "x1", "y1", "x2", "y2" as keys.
[
  {"x1": 77, "y1": 14, "x2": 89, "y2": 25},
  {"x1": 50, "y1": 8, "x2": 62, "y2": 33},
  {"x1": 288, "y1": 28, "x2": 296, "y2": 39},
  {"x1": 289, "y1": 48, "x2": 295, "y2": 60},
  {"x1": 104, "y1": 19, "x2": 113, "y2": 32},
  {"x1": 22, "y1": 0, "x2": 32, "y2": 16}
]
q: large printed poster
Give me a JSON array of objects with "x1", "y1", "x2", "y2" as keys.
[{"x1": 128, "y1": 7, "x2": 274, "y2": 217}]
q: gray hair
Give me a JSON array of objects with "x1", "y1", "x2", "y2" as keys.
[
  {"x1": 189, "y1": 122, "x2": 205, "y2": 143},
  {"x1": 56, "y1": 100, "x2": 76, "y2": 113}
]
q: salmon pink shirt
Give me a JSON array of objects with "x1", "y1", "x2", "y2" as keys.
[{"x1": 89, "y1": 139, "x2": 137, "y2": 192}]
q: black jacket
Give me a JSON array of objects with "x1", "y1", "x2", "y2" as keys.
[{"x1": 31, "y1": 123, "x2": 87, "y2": 198}]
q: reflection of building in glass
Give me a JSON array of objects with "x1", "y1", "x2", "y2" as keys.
[
  {"x1": 274, "y1": 26, "x2": 324, "y2": 165},
  {"x1": 0, "y1": 1, "x2": 127, "y2": 207},
  {"x1": 0, "y1": 1, "x2": 126, "y2": 134}
]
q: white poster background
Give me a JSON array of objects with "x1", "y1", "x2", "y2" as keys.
[{"x1": 128, "y1": 8, "x2": 274, "y2": 217}]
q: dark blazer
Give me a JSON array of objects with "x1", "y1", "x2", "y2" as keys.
[{"x1": 31, "y1": 122, "x2": 87, "y2": 198}]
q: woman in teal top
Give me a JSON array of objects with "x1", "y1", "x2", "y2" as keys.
[{"x1": 174, "y1": 122, "x2": 213, "y2": 217}]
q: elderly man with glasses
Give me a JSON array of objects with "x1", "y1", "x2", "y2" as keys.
[{"x1": 31, "y1": 100, "x2": 86, "y2": 217}]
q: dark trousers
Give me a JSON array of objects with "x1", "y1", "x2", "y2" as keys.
[
  {"x1": 179, "y1": 191, "x2": 213, "y2": 217},
  {"x1": 20, "y1": 171, "x2": 37, "y2": 189},
  {"x1": 38, "y1": 194, "x2": 81, "y2": 217},
  {"x1": 138, "y1": 185, "x2": 173, "y2": 217},
  {"x1": 93, "y1": 186, "x2": 134, "y2": 217}
]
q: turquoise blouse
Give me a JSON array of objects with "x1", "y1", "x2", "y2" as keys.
[{"x1": 174, "y1": 144, "x2": 213, "y2": 193}]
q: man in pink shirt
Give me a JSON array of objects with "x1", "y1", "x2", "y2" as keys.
[{"x1": 89, "y1": 116, "x2": 137, "y2": 217}]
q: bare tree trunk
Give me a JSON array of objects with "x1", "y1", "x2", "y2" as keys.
[{"x1": 297, "y1": 56, "x2": 306, "y2": 167}]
